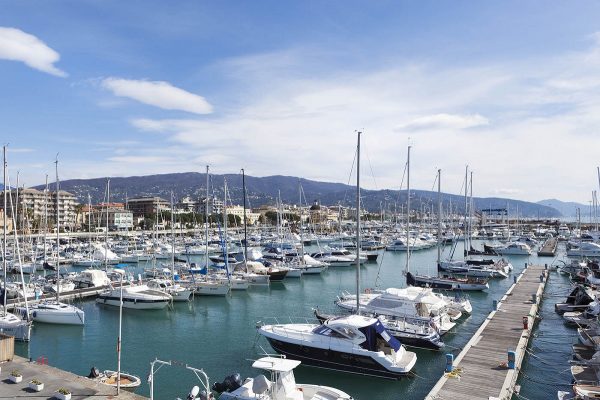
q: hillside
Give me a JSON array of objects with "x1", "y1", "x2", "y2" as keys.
[
  {"x1": 31, "y1": 172, "x2": 562, "y2": 217},
  {"x1": 537, "y1": 199, "x2": 588, "y2": 217}
]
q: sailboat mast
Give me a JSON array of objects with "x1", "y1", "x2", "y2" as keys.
[
  {"x1": 356, "y1": 131, "x2": 361, "y2": 314},
  {"x1": 116, "y1": 270, "x2": 123, "y2": 394},
  {"x1": 43, "y1": 176, "x2": 48, "y2": 267},
  {"x1": 105, "y1": 178, "x2": 110, "y2": 271},
  {"x1": 437, "y1": 169, "x2": 442, "y2": 266},
  {"x1": 171, "y1": 192, "x2": 175, "y2": 280},
  {"x1": 469, "y1": 171, "x2": 473, "y2": 248},
  {"x1": 241, "y1": 169, "x2": 248, "y2": 262},
  {"x1": 2, "y1": 146, "x2": 7, "y2": 316},
  {"x1": 55, "y1": 155, "x2": 60, "y2": 303},
  {"x1": 299, "y1": 181, "x2": 305, "y2": 265},
  {"x1": 405, "y1": 145, "x2": 411, "y2": 274},
  {"x1": 223, "y1": 179, "x2": 229, "y2": 281},
  {"x1": 463, "y1": 165, "x2": 468, "y2": 255},
  {"x1": 205, "y1": 166, "x2": 209, "y2": 270}
]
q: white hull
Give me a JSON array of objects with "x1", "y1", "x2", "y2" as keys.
[{"x1": 29, "y1": 302, "x2": 85, "y2": 325}]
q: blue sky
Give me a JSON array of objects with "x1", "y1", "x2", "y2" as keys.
[{"x1": 2, "y1": 1, "x2": 600, "y2": 202}]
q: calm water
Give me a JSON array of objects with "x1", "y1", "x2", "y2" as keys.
[{"x1": 15, "y1": 241, "x2": 573, "y2": 399}]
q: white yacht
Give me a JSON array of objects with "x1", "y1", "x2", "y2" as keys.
[
  {"x1": 147, "y1": 279, "x2": 193, "y2": 302},
  {"x1": 567, "y1": 242, "x2": 600, "y2": 258},
  {"x1": 335, "y1": 287, "x2": 456, "y2": 334},
  {"x1": 258, "y1": 314, "x2": 417, "y2": 379},
  {"x1": 217, "y1": 356, "x2": 353, "y2": 400},
  {"x1": 496, "y1": 242, "x2": 532, "y2": 255},
  {"x1": 97, "y1": 284, "x2": 172, "y2": 309},
  {"x1": 0, "y1": 312, "x2": 31, "y2": 341}
]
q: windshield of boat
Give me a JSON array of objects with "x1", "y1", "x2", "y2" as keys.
[{"x1": 312, "y1": 325, "x2": 356, "y2": 339}]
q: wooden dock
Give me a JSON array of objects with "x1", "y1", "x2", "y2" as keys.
[
  {"x1": 537, "y1": 237, "x2": 558, "y2": 257},
  {"x1": 425, "y1": 264, "x2": 548, "y2": 400}
]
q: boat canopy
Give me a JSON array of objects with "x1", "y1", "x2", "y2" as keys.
[
  {"x1": 252, "y1": 357, "x2": 301, "y2": 372},
  {"x1": 358, "y1": 319, "x2": 402, "y2": 352}
]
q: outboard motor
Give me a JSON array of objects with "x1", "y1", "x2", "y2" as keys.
[
  {"x1": 87, "y1": 367, "x2": 100, "y2": 378},
  {"x1": 211, "y1": 373, "x2": 242, "y2": 393}
]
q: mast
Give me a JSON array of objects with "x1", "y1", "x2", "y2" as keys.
[
  {"x1": 43, "y1": 175, "x2": 48, "y2": 267},
  {"x1": 116, "y1": 266, "x2": 123, "y2": 394},
  {"x1": 469, "y1": 170, "x2": 473, "y2": 249},
  {"x1": 405, "y1": 145, "x2": 411, "y2": 274},
  {"x1": 356, "y1": 131, "x2": 361, "y2": 314},
  {"x1": 437, "y1": 169, "x2": 442, "y2": 266},
  {"x1": 171, "y1": 192, "x2": 175, "y2": 281},
  {"x1": 205, "y1": 166, "x2": 209, "y2": 270},
  {"x1": 241, "y1": 169, "x2": 248, "y2": 263},
  {"x1": 105, "y1": 178, "x2": 110, "y2": 271},
  {"x1": 55, "y1": 155, "x2": 60, "y2": 303},
  {"x1": 2, "y1": 146, "x2": 7, "y2": 316},
  {"x1": 299, "y1": 180, "x2": 305, "y2": 265},
  {"x1": 463, "y1": 165, "x2": 468, "y2": 256},
  {"x1": 223, "y1": 179, "x2": 230, "y2": 282}
]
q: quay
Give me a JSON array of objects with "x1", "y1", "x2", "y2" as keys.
[
  {"x1": 0, "y1": 355, "x2": 146, "y2": 399},
  {"x1": 425, "y1": 264, "x2": 548, "y2": 400},
  {"x1": 537, "y1": 237, "x2": 558, "y2": 257}
]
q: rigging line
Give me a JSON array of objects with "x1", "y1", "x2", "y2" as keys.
[
  {"x1": 395, "y1": 160, "x2": 408, "y2": 205},
  {"x1": 341, "y1": 143, "x2": 358, "y2": 207},
  {"x1": 362, "y1": 136, "x2": 379, "y2": 190}
]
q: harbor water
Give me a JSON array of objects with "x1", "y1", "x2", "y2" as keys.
[{"x1": 15, "y1": 241, "x2": 572, "y2": 399}]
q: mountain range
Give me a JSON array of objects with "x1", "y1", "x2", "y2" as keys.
[
  {"x1": 537, "y1": 199, "x2": 589, "y2": 217},
  {"x1": 29, "y1": 172, "x2": 564, "y2": 217}
]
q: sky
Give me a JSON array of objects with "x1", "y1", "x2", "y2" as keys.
[{"x1": 1, "y1": 1, "x2": 600, "y2": 203}]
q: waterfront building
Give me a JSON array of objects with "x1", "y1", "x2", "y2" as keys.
[
  {"x1": 0, "y1": 188, "x2": 77, "y2": 230},
  {"x1": 126, "y1": 197, "x2": 169, "y2": 218}
]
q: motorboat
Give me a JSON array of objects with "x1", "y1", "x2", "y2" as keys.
[
  {"x1": 97, "y1": 284, "x2": 172, "y2": 310},
  {"x1": 335, "y1": 288, "x2": 456, "y2": 334},
  {"x1": 496, "y1": 242, "x2": 532, "y2": 256},
  {"x1": 216, "y1": 356, "x2": 353, "y2": 399},
  {"x1": 314, "y1": 308, "x2": 444, "y2": 351},
  {"x1": 258, "y1": 314, "x2": 417, "y2": 379},
  {"x1": 406, "y1": 271, "x2": 489, "y2": 291},
  {"x1": 0, "y1": 312, "x2": 31, "y2": 341},
  {"x1": 568, "y1": 242, "x2": 600, "y2": 258},
  {"x1": 147, "y1": 279, "x2": 193, "y2": 302},
  {"x1": 73, "y1": 269, "x2": 111, "y2": 289},
  {"x1": 556, "y1": 285, "x2": 597, "y2": 315},
  {"x1": 564, "y1": 300, "x2": 600, "y2": 327}
]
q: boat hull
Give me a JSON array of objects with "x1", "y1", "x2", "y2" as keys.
[
  {"x1": 96, "y1": 295, "x2": 170, "y2": 310},
  {"x1": 264, "y1": 337, "x2": 407, "y2": 379}
]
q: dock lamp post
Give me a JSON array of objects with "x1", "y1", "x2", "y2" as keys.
[{"x1": 149, "y1": 358, "x2": 172, "y2": 400}]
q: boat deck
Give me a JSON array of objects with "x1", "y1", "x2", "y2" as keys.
[
  {"x1": 425, "y1": 264, "x2": 548, "y2": 400},
  {"x1": 0, "y1": 355, "x2": 146, "y2": 399},
  {"x1": 537, "y1": 237, "x2": 558, "y2": 257}
]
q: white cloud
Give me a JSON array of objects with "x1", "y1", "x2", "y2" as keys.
[
  {"x1": 0, "y1": 27, "x2": 67, "y2": 77},
  {"x1": 396, "y1": 113, "x2": 489, "y2": 131},
  {"x1": 102, "y1": 78, "x2": 213, "y2": 114}
]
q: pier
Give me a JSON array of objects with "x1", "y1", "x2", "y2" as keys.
[
  {"x1": 425, "y1": 264, "x2": 548, "y2": 400},
  {"x1": 537, "y1": 237, "x2": 558, "y2": 257},
  {"x1": 0, "y1": 355, "x2": 146, "y2": 399}
]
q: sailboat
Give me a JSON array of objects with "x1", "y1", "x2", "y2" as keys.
[
  {"x1": 147, "y1": 193, "x2": 193, "y2": 302},
  {"x1": 0, "y1": 146, "x2": 32, "y2": 341},
  {"x1": 259, "y1": 132, "x2": 417, "y2": 378},
  {"x1": 438, "y1": 167, "x2": 509, "y2": 278},
  {"x1": 27, "y1": 156, "x2": 85, "y2": 325},
  {"x1": 407, "y1": 168, "x2": 489, "y2": 291},
  {"x1": 192, "y1": 166, "x2": 230, "y2": 296}
]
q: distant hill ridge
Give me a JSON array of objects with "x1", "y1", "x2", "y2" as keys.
[{"x1": 31, "y1": 172, "x2": 562, "y2": 217}]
